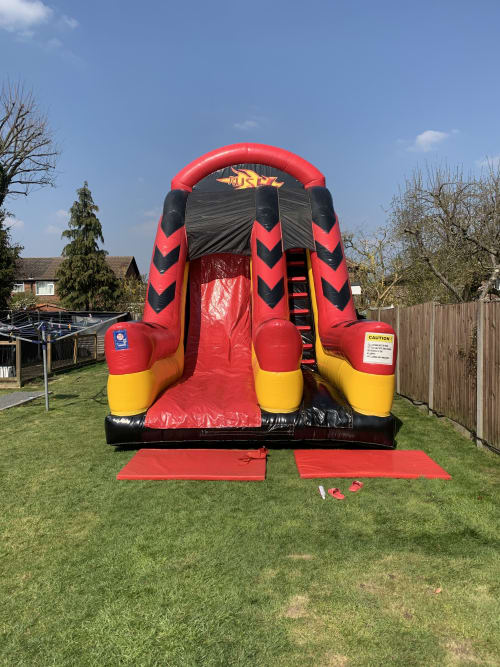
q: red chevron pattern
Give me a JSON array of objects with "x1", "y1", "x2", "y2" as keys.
[
  {"x1": 143, "y1": 215, "x2": 188, "y2": 344},
  {"x1": 251, "y1": 219, "x2": 288, "y2": 325},
  {"x1": 310, "y1": 209, "x2": 356, "y2": 339}
]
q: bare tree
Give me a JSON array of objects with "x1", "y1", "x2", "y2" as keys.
[
  {"x1": 471, "y1": 165, "x2": 500, "y2": 299},
  {"x1": 0, "y1": 81, "x2": 58, "y2": 209},
  {"x1": 344, "y1": 226, "x2": 405, "y2": 309},
  {"x1": 390, "y1": 165, "x2": 500, "y2": 303}
]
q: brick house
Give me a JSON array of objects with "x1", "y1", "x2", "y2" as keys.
[{"x1": 12, "y1": 256, "x2": 141, "y2": 307}]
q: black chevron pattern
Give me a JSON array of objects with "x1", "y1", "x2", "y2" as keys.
[
  {"x1": 147, "y1": 282, "x2": 176, "y2": 313},
  {"x1": 153, "y1": 245, "x2": 180, "y2": 274},
  {"x1": 257, "y1": 276, "x2": 285, "y2": 309},
  {"x1": 255, "y1": 185, "x2": 279, "y2": 232},
  {"x1": 321, "y1": 278, "x2": 351, "y2": 311},
  {"x1": 315, "y1": 240, "x2": 343, "y2": 271},
  {"x1": 256, "y1": 239, "x2": 282, "y2": 268},
  {"x1": 309, "y1": 187, "x2": 337, "y2": 233},
  {"x1": 256, "y1": 213, "x2": 279, "y2": 232},
  {"x1": 313, "y1": 212, "x2": 336, "y2": 234},
  {"x1": 161, "y1": 212, "x2": 184, "y2": 237},
  {"x1": 160, "y1": 190, "x2": 188, "y2": 237}
]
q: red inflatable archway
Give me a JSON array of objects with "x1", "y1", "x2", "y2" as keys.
[{"x1": 171, "y1": 143, "x2": 326, "y2": 191}]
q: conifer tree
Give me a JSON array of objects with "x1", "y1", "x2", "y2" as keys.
[
  {"x1": 0, "y1": 209, "x2": 23, "y2": 309},
  {"x1": 56, "y1": 182, "x2": 121, "y2": 310}
]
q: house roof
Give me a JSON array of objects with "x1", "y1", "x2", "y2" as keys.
[{"x1": 15, "y1": 256, "x2": 139, "y2": 280}]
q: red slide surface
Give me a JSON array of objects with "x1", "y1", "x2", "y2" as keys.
[{"x1": 145, "y1": 254, "x2": 261, "y2": 429}]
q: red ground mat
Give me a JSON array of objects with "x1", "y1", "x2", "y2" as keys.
[
  {"x1": 293, "y1": 450, "x2": 451, "y2": 480},
  {"x1": 117, "y1": 448, "x2": 267, "y2": 481},
  {"x1": 145, "y1": 254, "x2": 261, "y2": 429}
]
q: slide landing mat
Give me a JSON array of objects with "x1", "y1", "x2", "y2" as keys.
[
  {"x1": 294, "y1": 449, "x2": 451, "y2": 479},
  {"x1": 117, "y1": 448, "x2": 267, "y2": 481}
]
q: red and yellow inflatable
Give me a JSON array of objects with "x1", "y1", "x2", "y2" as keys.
[{"x1": 104, "y1": 144, "x2": 397, "y2": 446}]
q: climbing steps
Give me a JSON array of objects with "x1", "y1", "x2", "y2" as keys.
[{"x1": 286, "y1": 249, "x2": 317, "y2": 371}]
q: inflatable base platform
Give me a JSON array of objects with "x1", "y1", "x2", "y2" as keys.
[{"x1": 105, "y1": 367, "x2": 395, "y2": 447}]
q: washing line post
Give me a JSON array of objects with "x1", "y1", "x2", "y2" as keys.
[
  {"x1": 476, "y1": 300, "x2": 484, "y2": 448},
  {"x1": 41, "y1": 324, "x2": 49, "y2": 412},
  {"x1": 15, "y1": 337, "x2": 21, "y2": 387},
  {"x1": 47, "y1": 334, "x2": 52, "y2": 373}
]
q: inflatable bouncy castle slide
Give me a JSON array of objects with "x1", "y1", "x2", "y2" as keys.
[{"x1": 104, "y1": 144, "x2": 397, "y2": 447}]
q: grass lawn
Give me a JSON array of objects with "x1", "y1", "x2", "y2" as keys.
[{"x1": 1, "y1": 363, "x2": 499, "y2": 666}]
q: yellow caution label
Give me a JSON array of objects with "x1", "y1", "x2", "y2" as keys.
[{"x1": 366, "y1": 333, "x2": 394, "y2": 343}]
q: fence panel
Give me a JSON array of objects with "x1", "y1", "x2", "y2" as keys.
[
  {"x1": 375, "y1": 307, "x2": 397, "y2": 330},
  {"x1": 484, "y1": 303, "x2": 500, "y2": 448},
  {"x1": 77, "y1": 335, "x2": 98, "y2": 362},
  {"x1": 0, "y1": 341, "x2": 17, "y2": 384},
  {"x1": 433, "y1": 303, "x2": 477, "y2": 432},
  {"x1": 398, "y1": 303, "x2": 432, "y2": 402},
  {"x1": 18, "y1": 338, "x2": 44, "y2": 382},
  {"x1": 50, "y1": 336, "x2": 76, "y2": 371}
]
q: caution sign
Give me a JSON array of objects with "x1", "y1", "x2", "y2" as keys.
[{"x1": 363, "y1": 332, "x2": 394, "y2": 365}]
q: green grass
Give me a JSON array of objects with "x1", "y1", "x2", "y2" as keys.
[{"x1": 1, "y1": 364, "x2": 499, "y2": 666}]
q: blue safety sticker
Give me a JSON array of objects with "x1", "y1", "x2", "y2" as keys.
[{"x1": 113, "y1": 329, "x2": 129, "y2": 350}]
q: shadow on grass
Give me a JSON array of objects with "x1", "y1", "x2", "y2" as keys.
[
  {"x1": 90, "y1": 385, "x2": 108, "y2": 405},
  {"x1": 356, "y1": 525, "x2": 499, "y2": 558},
  {"x1": 112, "y1": 440, "x2": 397, "y2": 453},
  {"x1": 394, "y1": 415, "x2": 403, "y2": 435},
  {"x1": 49, "y1": 384, "x2": 108, "y2": 409}
]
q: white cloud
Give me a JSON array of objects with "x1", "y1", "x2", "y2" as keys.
[
  {"x1": 0, "y1": 0, "x2": 78, "y2": 47},
  {"x1": 408, "y1": 130, "x2": 450, "y2": 152},
  {"x1": 44, "y1": 210, "x2": 68, "y2": 234},
  {"x1": 60, "y1": 14, "x2": 78, "y2": 29},
  {"x1": 16, "y1": 27, "x2": 33, "y2": 38},
  {"x1": 45, "y1": 224, "x2": 63, "y2": 235},
  {"x1": 7, "y1": 217, "x2": 24, "y2": 229},
  {"x1": 143, "y1": 207, "x2": 161, "y2": 218},
  {"x1": 476, "y1": 155, "x2": 500, "y2": 169},
  {"x1": 132, "y1": 220, "x2": 158, "y2": 233},
  {"x1": 0, "y1": 0, "x2": 52, "y2": 31},
  {"x1": 131, "y1": 208, "x2": 161, "y2": 233},
  {"x1": 233, "y1": 119, "x2": 259, "y2": 131},
  {"x1": 46, "y1": 36, "x2": 62, "y2": 49}
]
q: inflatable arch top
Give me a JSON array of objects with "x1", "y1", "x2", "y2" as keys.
[{"x1": 104, "y1": 143, "x2": 397, "y2": 447}]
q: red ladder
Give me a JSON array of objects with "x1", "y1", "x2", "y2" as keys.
[{"x1": 286, "y1": 249, "x2": 317, "y2": 370}]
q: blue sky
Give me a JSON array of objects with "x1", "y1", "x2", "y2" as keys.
[{"x1": 1, "y1": 0, "x2": 499, "y2": 274}]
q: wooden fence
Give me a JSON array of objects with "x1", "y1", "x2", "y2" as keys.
[
  {"x1": 369, "y1": 302, "x2": 500, "y2": 451},
  {"x1": 0, "y1": 333, "x2": 103, "y2": 388}
]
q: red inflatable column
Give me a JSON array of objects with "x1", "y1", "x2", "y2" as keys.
[
  {"x1": 307, "y1": 187, "x2": 397, "y2": 417},
  {"x1": 251, "y1": 186, "x2": 302, "y2": 377},
  {"x1": 308, "y1": 187, "x2": 357, "y2": 332},
  {"x1": 105, "y1": 190, "x2": 189, "y2": 416},
  {"x1": 143, "y1": 190, "x2": 189, "y2": 343}
]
